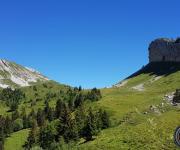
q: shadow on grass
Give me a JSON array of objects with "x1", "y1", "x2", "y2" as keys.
[
  {"x1": 126, "y1": 62, "x2": 180, "y2": 79},
  {"x1": 79, "y1": 138, "x2": 96, "y2": 145}
]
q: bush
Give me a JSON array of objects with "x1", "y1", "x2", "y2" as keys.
[{"x1": 13, "y1": 118, "x2": 23, "y2": 131}]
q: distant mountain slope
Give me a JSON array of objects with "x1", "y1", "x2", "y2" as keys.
[
  {"x1": 115, "y1": 62, "x2": 180, "y2": 88},
  {"x1": 78, "y1": 62, "x2": 180, "y2": 150},
  {"x1": 0, "y1": 59, "x2": 49, "y2": 88}
]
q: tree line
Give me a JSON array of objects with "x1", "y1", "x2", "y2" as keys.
[{"x1": 0, "y1": 86, "x2": 110, "y2": 150}]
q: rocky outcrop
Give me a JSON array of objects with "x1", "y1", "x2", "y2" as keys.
[
  {"x1": 0, "y1": 59, "x2": 49, "y2": 88},
  {"x1": 149, "y1": 38, "x2": 180, "y2": 62}
]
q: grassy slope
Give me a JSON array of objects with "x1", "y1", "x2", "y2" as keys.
[
  {"x1": 4, "y1": 129, "x2": 29, "y2": 150},
  {"x1": 1, "y1": 80, "x2": 70, "y2": 150},
  {"x1": 78, "y1": 68, "x2": 180, "y2": 149},
  {"x1": 0, "y1": 80, "x2": 70, "y2": 116},
  {"x1": 2, "y1": 63, "x2": 180, "y2": 150}
]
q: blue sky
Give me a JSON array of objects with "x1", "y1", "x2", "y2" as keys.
[{"x1": 0, "y1": 0, "x2": 180, "y2": 88}]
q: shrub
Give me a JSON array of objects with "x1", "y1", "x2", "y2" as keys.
[{"x1": 13, "y1": 118, "x2": 23, "y2": 131}]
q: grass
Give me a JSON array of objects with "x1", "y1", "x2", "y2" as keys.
[
  {"x1": 4, "y1": 129, "x2": 30, "y2": 150},
  {"x1": 0, "y1": 80, "x2": 70, "y2": 116},
  {"x1": 2, "y1": 63, "x2": 180, "y2": 149},
  {"x1": 77, "y1": 67, "x2": 180, "y2": 149}
]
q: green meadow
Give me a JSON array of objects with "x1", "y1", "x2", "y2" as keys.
[{"x1": 1, "y1": 64, "x2": 180, "y2": 149}]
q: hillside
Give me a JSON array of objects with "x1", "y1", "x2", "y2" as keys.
[
  {"x1": 0, "y1": 59, "x2": 49, "y2": 88},
  {"x1": 1, "y1": 61, "x2": 180, "y2": 149},
  {"x1": 78, "y1": 62, "x2": 180, "y2": 149}
]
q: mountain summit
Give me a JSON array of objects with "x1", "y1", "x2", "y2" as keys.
[{"x1": 0, "y1": 59, "x2": 49, "y2": 88}]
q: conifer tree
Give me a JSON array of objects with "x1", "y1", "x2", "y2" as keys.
[
  {"x1": 101, "y1": 110, "x2": 110, "y2": 129},
  {"x1": 82, "y1": 108, "x2": 98, "y2": 141},
  {"x1": 55, "y1": 99, "x2": 66, "y2": 119},
  {"x1": 75, "y1": 105, "x2": 86, "y2": 137},
  {"x1": 74, "y1": 93, "x2": 84, "y2": 108},
  {"x1": 39, "y1": 123, "x2": 57, "y2": 149},
  {"x1": 37, "y1": 108, "x2": 45, "y2": 126},
  {"x1": 0, "y1": 116, "x2": 5, "y2": 150},
  {"x1": 24, "y1": 120, "x2": 38, "y2": 149},
  {"x1": 58, "y1": 105, "x2": 78, "y2": 142},
  {"x1": 4, "y1": 116, "x2": 12, "y2": 135}
]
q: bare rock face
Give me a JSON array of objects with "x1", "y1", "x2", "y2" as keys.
[
  {"x1": 149, "y1": 38, "x2": 180, "y2": 62},
  {"x1": 0, "y1": 59, "x2": 49, "y2": 88}
]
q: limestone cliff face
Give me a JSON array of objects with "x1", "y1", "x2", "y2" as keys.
[{"x1": 149, "y1": 38, "x2": 180, "y2": 62}]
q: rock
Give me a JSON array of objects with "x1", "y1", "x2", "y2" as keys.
[
  {"x1": 149, "y1": 38, "x2": 180, "y2": 62},
  {"x1": 143, "y1": 112, "x2": 148, "y2": 114}
]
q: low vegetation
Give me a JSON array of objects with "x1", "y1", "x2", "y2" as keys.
[
  {"x1": 0, "y1": 83, "x2": 110, "y2": 150},
  {"x1": 0, "y1": 63, "x2": 180, "y2": 149}
]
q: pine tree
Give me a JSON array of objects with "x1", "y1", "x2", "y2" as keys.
[
  {"x1": 37, "y1": 108, "x2": 45, "y2": 126},
  {"x1": 82, "y1": 108, "x2": 98, "y2": 141},
  {"x1": 39, "y1": 123, "x2": 57, "y2": 149},
  {"x1": 75, "y1": 105, "x2": 86, "y2": 137},
  {"x1": 55, "y1": 99, "x2": 66, "y2": 119},
  {"x1": 22, "y1": 114, "x2": 29, "y2": 129},
  {"x1": 74, "y1": 93, "x2": 84, "y2": 108},
  {"x1": 58, "y1": 105, "x2": 79, "y2": 142},
  {"x1": 101, "y1": 110, "x2": 110, "y2": 129},
  {"x1": 44, "y1": 100, "x2": 50, "y2": 114},
  {"x1": 68, "y1": 98, "x2": 74, "y2": 111},
  {"x1": 11, "y1": 110, "x2": 19, "y2": 121},
  {"x1": 47, "y1": 107, "x2": 54, "y2": 121},
  {"x1": 78, "y1": 86, "x2": 82, "y2": 91},
  {"x1": 24, "y1": 119, "x2": 37, "y2": 149},
  {"x1": 4, "y1": 116, "x2": 12, "y2": 135},
  {"x1": 0, "y1": 117, "x2": 5, "y2": 150}
]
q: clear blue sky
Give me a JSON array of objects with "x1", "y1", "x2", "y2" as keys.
[{"x1": 0, "y1": 0, "x2": 180, "y2": 88}]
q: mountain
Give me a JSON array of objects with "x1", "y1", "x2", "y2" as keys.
[
  {"x1": 115, "y1": 62, "x2": 180, "y2": 89},
  {"x1": 0, "y1": 59, "x2": 49, "y2": 88},
  {"x1": 2, "y1": 38, "x2": 180, "y2": 150}
]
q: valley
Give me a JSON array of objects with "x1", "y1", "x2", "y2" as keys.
[{"x1": 0, "y1": 60, "x2": 180, "y2": 149}]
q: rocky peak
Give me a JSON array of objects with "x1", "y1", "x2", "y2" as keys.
[
  {"x1": 0, "y1": 59, "x2": 49, "y2": 88},
  {"x1": 149, "y1": 38, "x2": 180, "y2": 62}
]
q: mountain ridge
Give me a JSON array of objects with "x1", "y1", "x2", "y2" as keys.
[{"x1": 0, "y1": 59, "x2": 49, "y2": 88}]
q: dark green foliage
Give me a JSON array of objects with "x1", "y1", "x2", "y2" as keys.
[
  {"x1": 75, "y1": 105, "x2": 86, "y2": 137},
  {"x1": 0, "y1": 88, "x2": 25, "y2": 111},
  {"x1": 24, "y1": 120, "x2": 38, "y2": 149},
  {"x1": 78, "y1": 86, "x2": 82, "y2": 91},
  {"x1": 43, "y1": 83, "x2": 48, "y2": 88},
  {"x1": 13, "y1": 118, "x2": 23, "y2": 132},
  {"x1": 36, "y1": 108, "x2": 45, "y2": 126},
  {"x1": 98, "y1": 109, "x2": 110, "y2": 129},
  {"x1": 44, "y1": 100, "x2": 50, "y2": 114},
  {"x1": 11, "y1": 110, "x2": 19, "y2": 121},
  {"x1": 33, "y1": 86, "x2": 37, "y2": 91},
  {"x1": 0, "y1": 116, "x2": 5, "y2": 150},
  {"x1": 45, "y1": 92, "x2": 57, "y2": 100},
  {"x1": 58, "y1": 105, "x2": 79, "y2": 142},
  {"x1": 55, "y1": 99, "x2": 66, "y2": 119},
  {"x1": 22, "y1": 114, "x2": 29, "y2": 129},
  {"x1": 0, "y1": 85, "x2": 107, "y2": 149},
  {"x1": 74, "y1": 93, "x2": 84, "y2": 108},
  {"x1": 82, "y1": 108, "x2": 99, "y2": 141},
  {"x1": 4, "y1": 116, "x2": 12, "y2": 135},
  {"x1": 47, "y1": 107, "x2": 54, "y2": 122},
  {"x1": 87, "y1": 88, "x2": 102, "y2": 101},
  {"x1": 68, "y1": 98, "x2": 74, "y2": 111},
  {"x1": 39, "y1": 123, "x2": 57, "y2": 149},
  {"x1": 44, "y1": 100, "x2": 54, "y2": 121},
  {"x1": 173, "y1": 89, "x2": 180, "y2": 103}
]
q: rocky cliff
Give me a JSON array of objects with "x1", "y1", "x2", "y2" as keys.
[
  {"x1": 149, "y1": 38, "x2": 180, "y2": 62},
  {"x1": 0, "y1": 59, "x2": 49, "y2": 88}
]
